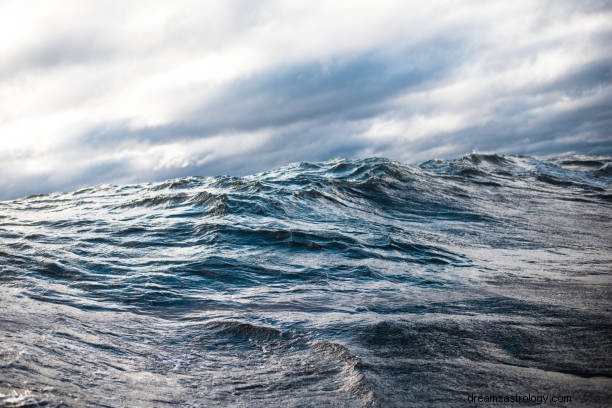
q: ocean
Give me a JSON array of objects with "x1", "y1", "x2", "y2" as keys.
[{"x1": 1, "y1": 153, "x2": 610, "y2": 407}]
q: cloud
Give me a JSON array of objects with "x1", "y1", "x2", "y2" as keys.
[{"x1": 0, "y1": 0, "x2": 610, "y2": 199}]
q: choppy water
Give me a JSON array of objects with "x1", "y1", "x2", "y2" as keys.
[{"x1": 1, "y1": 154, "x2": 611, "y2": 407}]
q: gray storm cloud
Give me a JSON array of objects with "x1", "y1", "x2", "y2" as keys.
[{"x1": 0, "y1": 0, "x2": 611, "y2": 199}]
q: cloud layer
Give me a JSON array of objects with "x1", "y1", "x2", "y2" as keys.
[{"x1": 1, "y1": 0, "x2": 611, "y2": 199}]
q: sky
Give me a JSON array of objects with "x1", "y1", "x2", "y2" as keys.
[{"x1": 1, "y1": 0, "x2": 611, "y2": 199}]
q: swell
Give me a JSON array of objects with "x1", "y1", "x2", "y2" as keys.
[{"x1": 1, "y1": 153, "x2": 610, "y2": 407}]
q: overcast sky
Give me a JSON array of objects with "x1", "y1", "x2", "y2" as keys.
[{"x1": 1, "y1": 0, "x2": 611, "y2": 199}]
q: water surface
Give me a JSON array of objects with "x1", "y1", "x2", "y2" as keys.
[{"x1": 1, "y1": 154, "x2": 611, "y2": 407}]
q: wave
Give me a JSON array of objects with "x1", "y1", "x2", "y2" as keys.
[{"x1": 0, "y1": 153, "x2": 610, "y2": 407}]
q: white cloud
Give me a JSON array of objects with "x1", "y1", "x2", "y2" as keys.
[{"x1": 0, "y1": 0, "x2": 610, "y2": 199}]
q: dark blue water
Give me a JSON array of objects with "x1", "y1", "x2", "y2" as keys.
[{"x1": 1, "y1": 154, "x2": 611, "y2": 407}]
